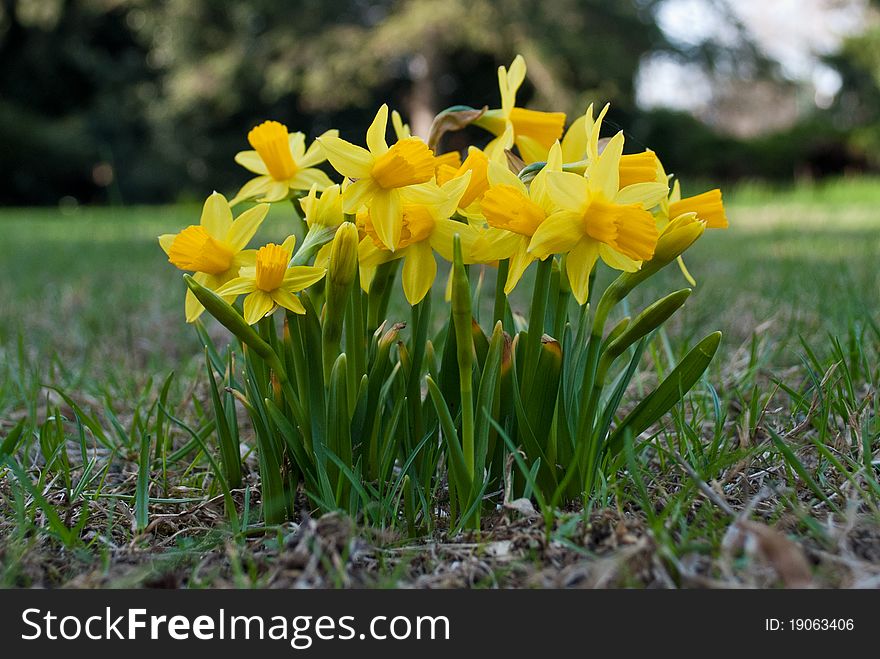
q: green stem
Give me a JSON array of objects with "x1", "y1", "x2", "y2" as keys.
[
  {"x1": 451, "y1": 243, "x2": 475, "y2": 480},
  {"x1": 407, "y1": 291, "x2": 430, "y2": 449},
  {"x1": 521, "y1": 257, "x2": 553, "y2": 397},
  {"x1": 367, "y1": 260, "x2": 399, "y2": 332},
  {"x1": 344, "y1": 287, "x2": 366, "y2": 414},
  {"x1": 493, "y1": 259, "x2": 510, "y2": 327}
]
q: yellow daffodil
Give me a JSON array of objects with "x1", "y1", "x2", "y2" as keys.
[
  {"x1": 476, "y1": 55, "x2": 566, "y2": 164},
  {"x1": 159, "y1": 192, "x2": 269, "y2": 322},
  {"x1": 229, "y1": 121, "x2": 337, "y2": 205},
  {"x1": 472, "y1": 142, "x2": 564, "y2": 294},
  {"x1": 318, "y1": 104, "x2": 436, "y2": 251},
  {"x1": 529, "y1": 131, "x2": 668, "y2": 304},
  {"x1": 215, "y1": 236, "x2": 326, "y2": 324},
  {"x1": 357, "y1": 174, "x2": 478, "y2": 305},
  {"x1": 435, "y1": 146, "x2": 491, "y2": 217}
]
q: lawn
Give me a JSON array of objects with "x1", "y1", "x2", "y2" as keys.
[{"x1": 1, "y1": 178, "x2": 878, "y2": 587}]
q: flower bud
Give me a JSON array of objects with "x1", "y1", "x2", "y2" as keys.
[
  {"x1": 328, "y1": 222, "x2": 360, "y2": 289},
  {"x1": 606, "y1": 213, "x2": 705, "y2": 304},
  {"x1": 653, "y1": 213, "x2": 705, "y2": 265}
]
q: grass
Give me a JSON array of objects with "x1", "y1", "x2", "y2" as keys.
[{"x1": 1, "y1": 177, "x2": 878, "y2": 587}]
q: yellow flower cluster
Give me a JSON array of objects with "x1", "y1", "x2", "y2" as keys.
[{"x1": 160, "y1": 54, "x2": 727, "y2": 320}]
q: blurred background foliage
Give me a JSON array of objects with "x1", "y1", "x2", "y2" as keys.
[{"x1": 1, "y1": 0, "x2": 878, "y2": 205}]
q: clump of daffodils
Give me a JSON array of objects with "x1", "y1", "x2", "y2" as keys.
[{"x1": 160, "y1": 55, "x2": 728, "y2": 531}]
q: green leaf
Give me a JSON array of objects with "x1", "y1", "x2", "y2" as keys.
[
  {"x1": 0, "y1": 418, "x2": 27, "y2": 461},
  {"x1": 426, "y1": 376, "x2": 471, "y2": 510},
  {"x1": 326, "y1": 353, "x2": 352, "y2": 505},
  {"x1": 603, "y1": 289, "x2": 690, "y2": 363},
  {"x1": 472, "y1": 321, "x2": 504, "y2": 493},
  {"x1": 607, "y1": 331, "x2": 721, "y2": 455},
  {"x1": 135, "y1": 431, "x2": 152, "y2": 533},
  {"x1": 205, "y1": 351, "x2": 241, "y2": 488},
  {"x1": 184, "y1": 274, "x2": 283, "y2": 374}
]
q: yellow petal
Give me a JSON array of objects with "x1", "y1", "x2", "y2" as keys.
[
  {"x1": 515, "y1": 134, "x2": 550, "y2": 165},
  {"x1": 289, "y1": 167, "x2": 334, "y2": 192},
  {"x1": 200, "y1": 192, "x2": 233, "y2": 239},
  {"x1": 184, "y1": 288, "x2": 206, "y2": 323},
  {"x1": 281, "y1": 265, "x2": 326, "y2": 291},
  {"x1": 229, "y1": 176, "x2": 272, "y2": 206},
  {"x1": 234, "y1": 151, "x2": 269, "y2": 175},
  {"x1": 271, "y1": 288, "x2": 306, "y2": 315},
  {"x1": 369, "y1": 189, "x2": 403, "y2": 251},
  {"x1": 565, "y1": 239, "x2": 600, "y2": 305},
  {"x1": 288, "y1": 132, "x2": 306, "y2": 160},
  {"x1": 358, "y1": 236, "x2": 399, "y2": 268},
  {"x1": 599, "y1": 243, "x2": 641, "y2": 272},
  {"x1": 528, "y1": 210, "x2": 582, "y2": 258},
  {"x1": 546, "y1": 171, "x2": 589, "y2": 212},
  {"x1": 615, "y1": 182, "x2": 669, "y2": 209},
  {"x1": 391, "y1": 110, "x2": 411, "y2": 140},
  {"x1": 402, "y1": 241, "x2": 436, "y2": 305},
  {"x1": 366, "y1": 104, "x2": 390, "y2": 156},
  {"x1": 183, "y1": 271, "x2": 212, "y2": 322},
  {"x1": 158, "y1": 233, "x2": 175, "y2": 255},
  {"x1": 299, "y1": 129, "x2": 337, "y2": 168},
  {"x1": 260, "y1": 180, "x2": 291, "y2": 202},
  {"x1": 587, "y1": 103, "x2": 610, "y2": 162},
  {"x1": 500, "y1": 55, "x2": 527, "y2": 116},
  {"x1": 225, "y1": 203, "x2": 269, "y2": 252},
  {"x1": 472, "y1": 227, "x2": 521, "y2": 261},
  {"x1": 561, "y1": 113, "x2": 588, "y2": 163},
  {"x1": 589, "y1": 131, "x2": 623, "y2": 200},
  {"x1": 215, "y1": 276, "x2": 257, "y2": 297},
  {"x1": 243, "y1": 290, "x2": 276, "y2": 324},
  {"x1": 233, "y1": 249, "x2": 256, "y2": 268},
  {"x1": 429, "y1": 219, "x2": 480, "y2": 263},
  {"x1": 486, "y1": 160, "x2": 525, "y2": 192},
  {"x1": 504, "y1": 237, "x2": 535, "y2": 295},
  {"x1": 318, "y1": 135, "x2": 374, "y2": 179},
  {"x1": 399, "y1": 181, "x2": 449, "y2": 207},
  {"x1": 342, "y1": 178, "x2": 376, "y2": 214}
]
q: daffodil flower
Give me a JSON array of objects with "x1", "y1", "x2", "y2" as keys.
[
  {"x1": 159, "y1": 192, "x2": 269, "y2": 322},
  {"x1": 529, "y1": 131, "x2": 668, "y2": 305},
  {"x1": 215, "y1": 236, "x2": 326, "y2": 325},
  {"x1": 229, "y1": 121, "x2": 337, "y2": 205},
  {"x1": 357, "y1": 173, "x2": 477, "y2": 305},
  {"x1": 475, "y1": 55, "x2": 566, "y2": 165},
  {"x1": 472, "y1": 142, "x2": 564, "y2": 294},
  {"x1": 318, "y1": 104, "x2": 437, "y2": 251}
]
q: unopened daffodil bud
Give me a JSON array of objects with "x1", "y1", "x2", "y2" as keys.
[
  {"x1": 322, "y1": 222, "x2": 360, "y2": 380},
  {"x1": 328, "y1": 222, "x2": 360, "y2": 290},
  {"x1": 652, "y1": 213, "x2": 705, "y2": 266}
]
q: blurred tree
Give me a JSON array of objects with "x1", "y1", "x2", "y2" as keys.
[
  {"x1": 0, "y1": 0, "x2": 789, "y2": 205},
  {"x1": 825, "y1": 2, "x2": 880, "y2": 166}
]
